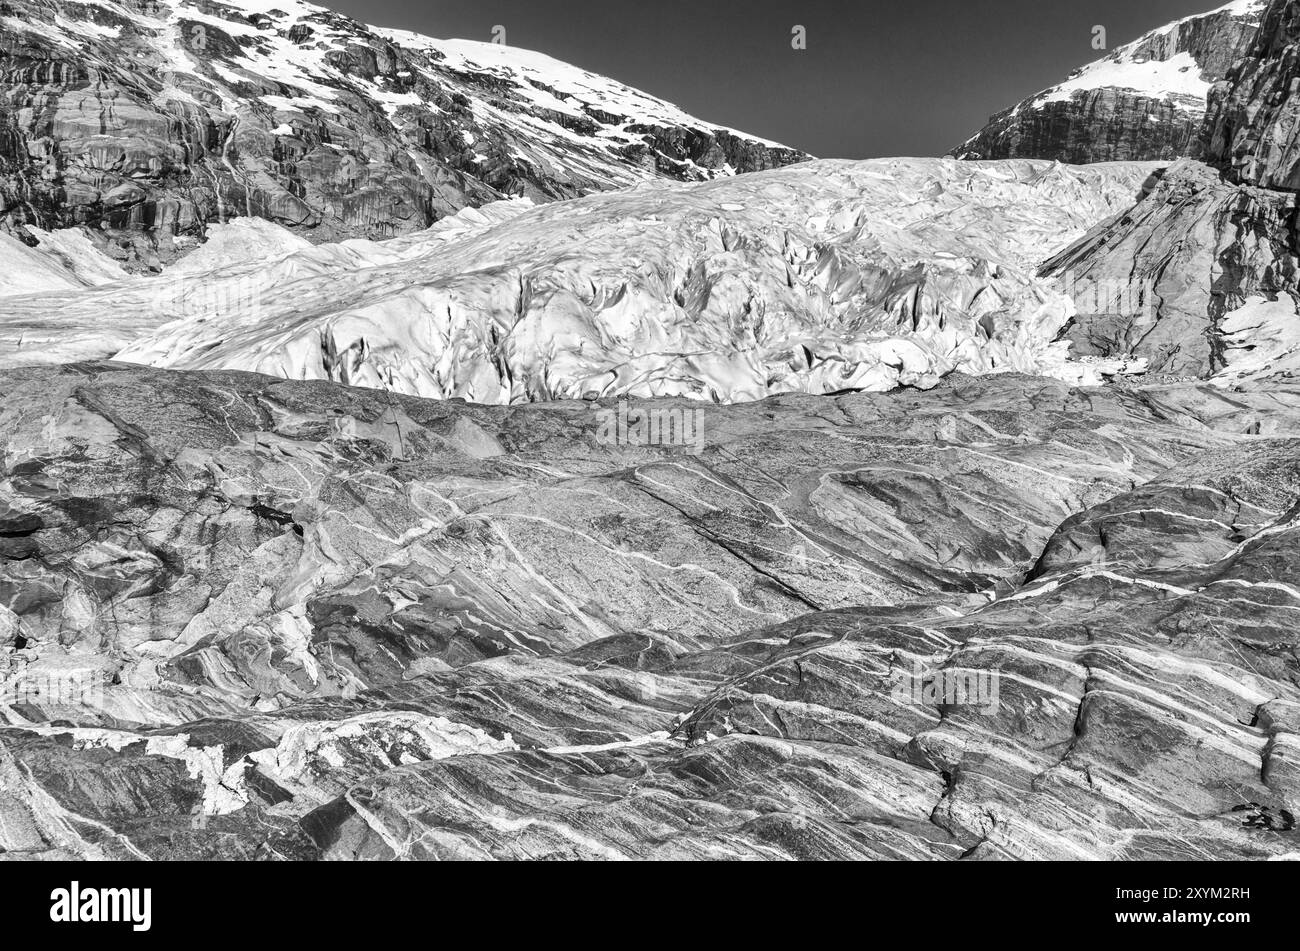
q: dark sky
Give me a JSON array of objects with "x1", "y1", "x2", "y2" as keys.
[{"x1": 330, "y1": 0, "x2": 1222, "y2": 159}]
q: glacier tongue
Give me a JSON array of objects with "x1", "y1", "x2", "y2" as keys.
[{"x1": 71, "y1": 157, "x2": 1164, "y2": 404}]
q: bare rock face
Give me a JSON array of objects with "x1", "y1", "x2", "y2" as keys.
[
  {"x1": 952, "y1": 1, "x2": 1267, "y2": 164},
  {"x1": 2, "y1": 362, "x2": 1300, "y2": 859},
  {"x1": 0, "y1": 0, "x2": 806, "y2": 268},
  {"x1": 956, "y1": 90, "x2": 1204, "y2": 166},
  {"x1": 1200, "y1": 0, "x2": 1300, "y2": 187}
]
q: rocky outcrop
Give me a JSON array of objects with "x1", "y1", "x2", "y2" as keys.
[
  {"x1": 2, "y1": 362, "x2": 1299, "y2": 859},
  {"x1": 0, "y1": 0, "x2": 806, "y2": 268},
  {"x1": 952, "y1": 0, "x2": 1267, "y2": 164}
]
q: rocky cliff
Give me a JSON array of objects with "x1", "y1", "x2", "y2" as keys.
[
  {"x1": 952, "y1": 0, "x2": 1267, "y2": 164},
  {"x1": 0, "y1": 0, "x2": 807, "y2": 268},
  {"x1": 1200, "y1": 0, "x2": 1300, "y2": 186},
  {"x1": 1041, "y1": 158, "x2": 1299, "y2": 376}
]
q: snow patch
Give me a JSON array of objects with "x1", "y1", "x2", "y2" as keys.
[
  {"x1": 1212, "y1": 295, "x2": 1300, "y2": 385},
  {"x1": 1040, "y1": 50, "x2": 1210, "y2": 107}
]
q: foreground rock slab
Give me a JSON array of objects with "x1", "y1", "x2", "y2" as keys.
[{"x1": 1, "y1": 363, "x2": 1298, "y2": 859}]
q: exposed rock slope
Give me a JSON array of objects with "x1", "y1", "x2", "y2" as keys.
[
  {"x1": 952, "y1": 0, "x2": 1267, "y2": 164},
  {"x1": 2, "y1": 363, "x2": 1299, "y2": 859},
  {"x1": 0, "y1": 0, "x2": 805, "y2": 267},
  {"x1": 1040, "y1": 158, "x2": 1298, "y2": 376}
]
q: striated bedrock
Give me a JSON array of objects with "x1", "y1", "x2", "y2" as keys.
[
  {"x1": 2, "y1": 363, "x2": 1300, "y2": 858},
  {"x1": 0, "y1": 0, "x2": 805, "y2": 268},
  {"x1": 952, "y1": 0, "x2": 1267, "y2": 164},
  {"x1": 0, "y1": 158, "x2": 1163, "y2": 401}
]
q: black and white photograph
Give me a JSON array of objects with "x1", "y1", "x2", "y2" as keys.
[{"x1": 0, "y1": 0, "x2": 1295, "y2": 920}]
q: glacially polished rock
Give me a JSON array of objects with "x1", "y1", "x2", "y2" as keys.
[{"x1": 2, "y1": 363, "x2": 1299, "y2": 859}]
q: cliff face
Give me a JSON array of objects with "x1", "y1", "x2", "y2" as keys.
[
  {"x1": 0, "y1": 0, "x2": 807, "y2": 268},
  {"x1": 1200, "y1": 0, "x2": 1300, "y2": 186},
  {"x1": 1041, "y1": 158, "x2": 1299, "y2": 376},
  {"x1": 952, "y1": 0, "x2": 1267, "y2": 164}
]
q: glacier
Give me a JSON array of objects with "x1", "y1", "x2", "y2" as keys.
[{"x1": 0, "y1": 157, "x2": 1161, "y2": 402}]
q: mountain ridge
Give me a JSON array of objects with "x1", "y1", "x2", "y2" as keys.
[
  {"x1": 0, "y1": 0, "x2": 807, "y2": 268},
  {"x1": 952, "y1": 0, "x2": 1268, "y2": 164}
]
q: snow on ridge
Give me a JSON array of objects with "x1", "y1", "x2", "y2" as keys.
[
  {"x1": 1039, "y1": 50, "x2": 1210, "y2": 107},
  {"x1": 411, "y1": 36, "x2": 790, "y2": 149},
  {"x1": 1177, "y1": 0, "x2": 1266, "y2": 29},
  {"x1": 62, "y1": 0, "x2": 796, "y2": 153},
  {"x1": 1030, "y1": 0, "x2": 1267, "y2": 109},
  {"x1": 10, "y1": 0, "x2": 801, "y2": 224}
]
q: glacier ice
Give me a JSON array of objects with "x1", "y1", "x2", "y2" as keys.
[{"x1": 41, "y1": 157, "x2": 1166, "y2": 403}]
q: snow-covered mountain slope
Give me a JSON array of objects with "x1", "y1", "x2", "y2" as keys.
[
  {"x1": 952, "y1": 0, "x2": 1267, "y2": 164},
  {"x1": 0, "y1": 226, "x2": 127, "y2": 295},
  {"x1": 1213, "y1": 295, "x2": 1300, "y2": 384},
  {"x1": 0, "y1": 0, "x2": 806, "y2": 268},
  {"x1": 0, "y1": 157, "x2": 1161, "y2": 401}
]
